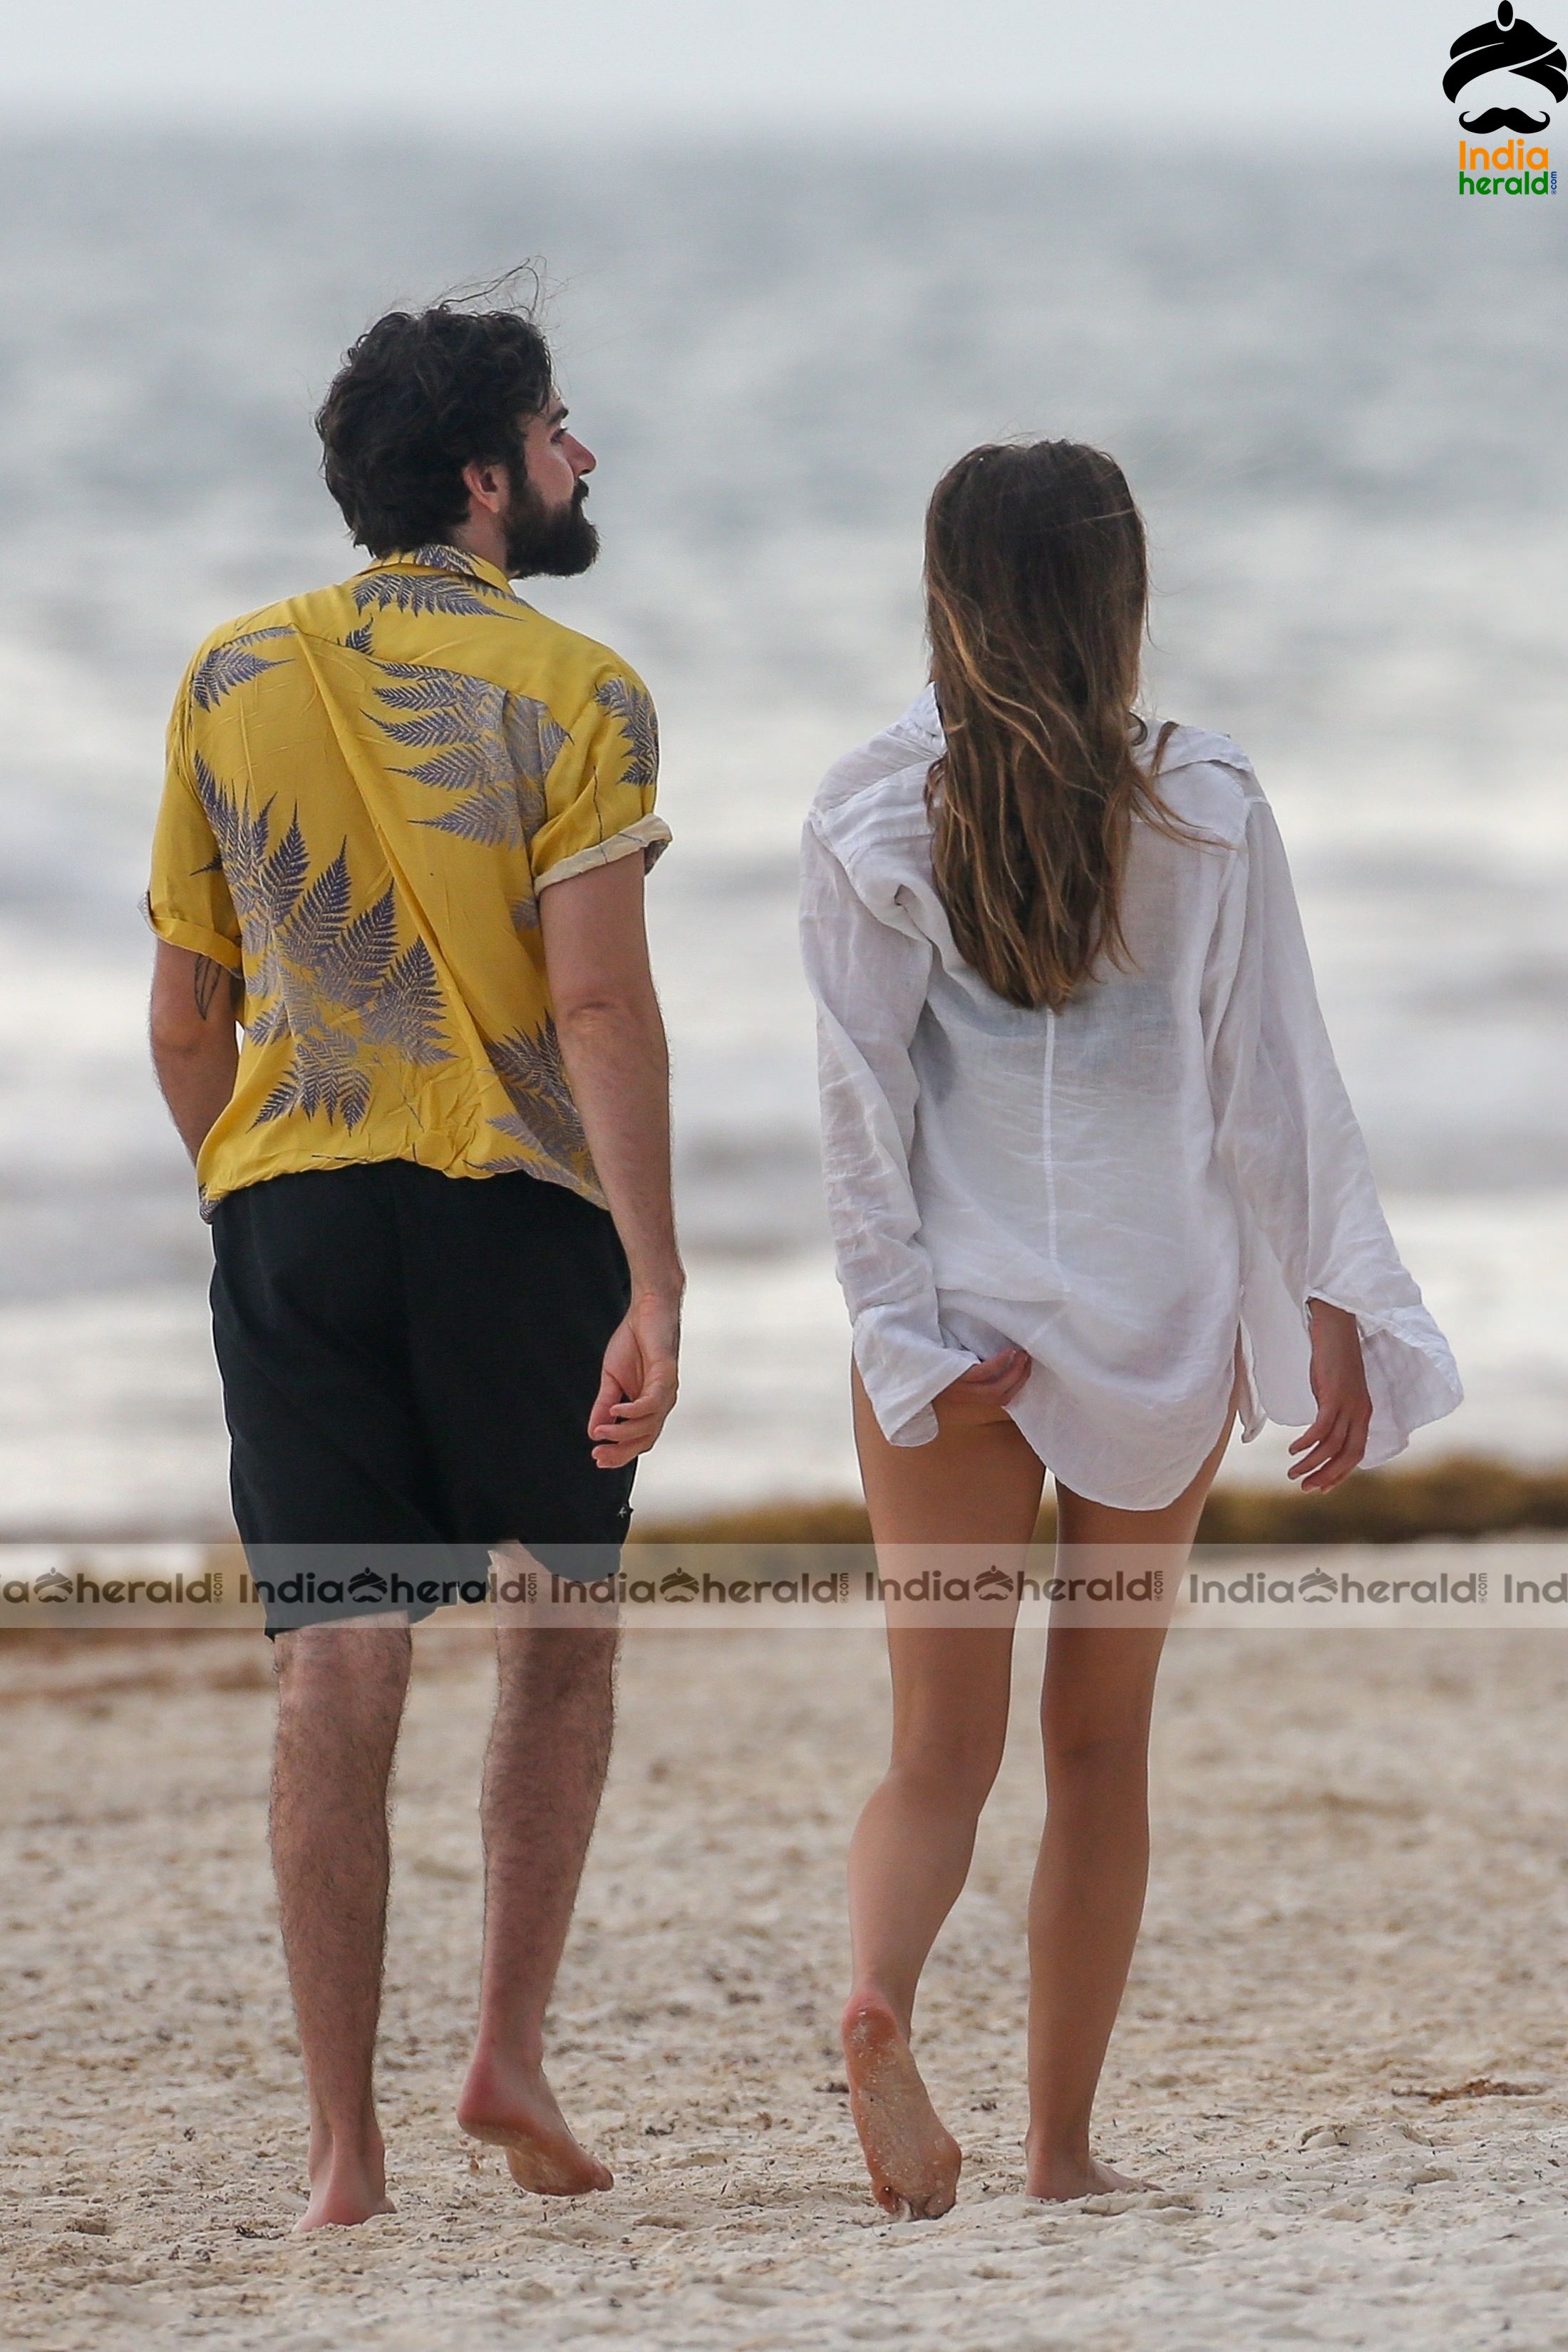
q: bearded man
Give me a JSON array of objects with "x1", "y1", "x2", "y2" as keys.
[{"x1": 145, "y1": 299, "x2": 681, "y2": 2229}]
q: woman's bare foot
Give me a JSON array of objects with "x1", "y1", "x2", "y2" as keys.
[
  {"x1": 295, "y1": 2123, "x2": 395, "y2": 2233},
  {"x1": 841, "y1": 1991, "x2": 961, "y2": 2219},
  {"x1": 458, "y1": 2050, "x2": 614, "y2": 2194},
  {"x1": 1024, "y1": 2145, "x2": 1155, "y2": 2202}
]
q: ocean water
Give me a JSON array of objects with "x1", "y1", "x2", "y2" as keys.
[{"x1": 0, "y1": 129, "x2": 1563, "y2": 1532}]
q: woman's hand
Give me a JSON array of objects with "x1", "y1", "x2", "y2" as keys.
[
  {"x1": 933, "y1": 1348, "x2": 1033, "y2": 1430},
  {"x1": 1288, "y1": 1300, "x2": 1372, "y2": 1492}
]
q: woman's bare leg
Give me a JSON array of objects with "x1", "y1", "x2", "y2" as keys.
[
  {"x1": 843, "y1": 1364, "x2": 1043, "y2": 2217},
  {"x1": 1024, "y1": 1410, "x2": 1234, "y2": 2199}
]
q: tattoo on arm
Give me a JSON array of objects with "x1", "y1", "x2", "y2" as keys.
[{"x1": 192, "y1": 955, "x2": 239, "y2": 1021}]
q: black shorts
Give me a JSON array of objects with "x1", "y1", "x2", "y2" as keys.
[{"x1": 209, "y1": 1162, "x2": 634, "y2": 1636}]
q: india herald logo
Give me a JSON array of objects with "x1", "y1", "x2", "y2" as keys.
[{"x1": 1445, "y1": 2, "x2": 1567, "y2": 131}]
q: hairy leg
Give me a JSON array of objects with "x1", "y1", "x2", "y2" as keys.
[
  {"x1": 842, "y1": 1366, "x2": 1043, "y2": 2217},
  {"x1": 1025, "y1": 1412, "x2": 1233, "y2": 2200},
  {"x1": 270, "y1": 1617, "x2": 411, "y2": 2232},
  {"x1": 457, "y1": 1614, "x2": 619, "y2": 2194}
]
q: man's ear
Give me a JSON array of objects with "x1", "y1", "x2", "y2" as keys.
[{"x1": 461, "y1": 455, "x2": 509, "y2": 517}]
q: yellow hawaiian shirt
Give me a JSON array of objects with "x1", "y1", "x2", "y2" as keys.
[{"x1": 147, "y1": 543, "x2": 669, "y2": 1213}]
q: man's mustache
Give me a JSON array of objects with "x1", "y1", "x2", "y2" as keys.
[{"x1": 1459, "y1": 103, "x2": 1552, "y2": 129}]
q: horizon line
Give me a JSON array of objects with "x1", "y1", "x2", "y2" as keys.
[{"x1": 0, "y1": 102, "x2": 1454, "y2": 146}]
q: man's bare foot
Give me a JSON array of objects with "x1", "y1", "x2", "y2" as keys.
[
  {"x1": 840, "y1": 1991, "x2": 961, "y2": 2219},
  {"x1": 1024, "y1": 2147, "x2": 1155, "y2": 2202},
  {"x1": 295, "y1": 2126, "x2": 395, "y2": 2233},
  {"x1": 458, "y1": 2050, "x2": 614, "y2": 2194}
]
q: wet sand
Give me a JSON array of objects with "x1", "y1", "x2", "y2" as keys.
[{"x1": 4, "y1": 1571, "x2": 1567, "y2": 2349}]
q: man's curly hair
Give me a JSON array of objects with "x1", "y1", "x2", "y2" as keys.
[{"x1": 316, "y1": 304, "x2": 554, "y2": 557}]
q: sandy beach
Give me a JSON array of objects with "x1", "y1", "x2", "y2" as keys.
[{"x1": 4, "y1": 1565, "x2": 1567, "y2": 2351}]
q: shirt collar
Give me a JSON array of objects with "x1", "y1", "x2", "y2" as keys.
[{"x1": 364, "y1": 543, "x2": 519, "y2": 599}]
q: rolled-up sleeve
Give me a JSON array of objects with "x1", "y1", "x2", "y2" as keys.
[
  {"x1": 800, "y1": 815, "x2": 976, "y2": 1446},
  {"x1": 145, "y1": 672, "x2": 243, "y2": 970},
  {"x1": 531, "y1": 664, "x2": 671, "y2": 892}
]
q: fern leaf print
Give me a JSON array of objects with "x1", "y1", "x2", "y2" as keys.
[
  {"x1": 156, "y1": 538, "x2": 653, "y2": 1202},
  {"x1": 316, "y1": 886, "x2": 400, "y2": 1011},
  {"x1": 359, "y1": 939, "x2": 450, "y2": 1065},
  {"x1": 189, "y1": 775, "x2": 455, "y2": 1129},
  {"x1": 367, "y1": 663, "x2": 555, "y2": 848},
  {"x1": 594, "y1": 674, "x2": 659, "y2": 792},
  {"x1": 353, "y1": 569, "x2": 507, "y2": 621},
  {"x1": 485, "y1": 1023, "x2": 590, "y2": 1176},
  {"x1": 280, "y1": 847, "x2": 353, "y2": 970},
  {"x1": 259, "y1": 815, "x2": 309, "y2": 926},
  {"x1": 191, "y1": 628, "x2": 291, "y2": 711}
]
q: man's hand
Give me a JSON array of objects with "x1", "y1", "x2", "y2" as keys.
[
  {"x1": 932, "y1": 1347, "x2": 1032, "y2": 1431},
  {"x1": 1288, "y1": 1299, "x2": 1372, "y2": 1492},
  {"x1": 588, "y1": 1290, "x2": 681, "y2": 1468}
]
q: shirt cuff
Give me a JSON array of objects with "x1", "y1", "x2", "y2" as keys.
[
  {"x1": 852, "y1": 1310, "x2": 979, "y2": 1448},
  {"x1": 535, "y1": 814, "x2": 672, "y2": 892},
  {"x1": 143, "y1": 897, "x2": 244, "y2": 971}
]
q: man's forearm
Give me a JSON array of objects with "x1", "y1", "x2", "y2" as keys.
[
  {"x1": 152, "y1": 1035, "x2": 240, "y2": 1165},
  {"x1": 555, "y1": 998, "x2": 682, "y2": 1297},
  {"x1": 150, "y1": 944, "x2": 242, "y2": 1167}
]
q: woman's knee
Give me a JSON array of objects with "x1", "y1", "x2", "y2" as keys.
[
  {"x1": 888, "y1": 1725, "x2": 1006, "y2": 1812},
  {"x1": 1042, "y1": 1713, "x2": 1150, "y2": 1788}
]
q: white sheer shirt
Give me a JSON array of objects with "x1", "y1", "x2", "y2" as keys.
[{"x1": 800, "y1": 689, "x2": 1462, "y2": 1510}]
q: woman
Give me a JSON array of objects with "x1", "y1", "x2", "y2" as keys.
[{"x1": 799, "y1": 440, "x2": 1460, "y2": 2219}]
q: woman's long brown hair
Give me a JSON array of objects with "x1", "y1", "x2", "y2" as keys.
[{"x1": 926, "y1": 439, "x2": 1176, "y2": 1011}]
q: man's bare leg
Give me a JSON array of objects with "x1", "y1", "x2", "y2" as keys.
[
  {"x1": 271, "y1": 1617, "x2": 411, "y2": 2232},
  {"x1": 1024, "y1": 1411, "x2": 1233, "y2": 2200},
  {"x1": 457, "y1": 1619, "x2": 618, "y2": 2193}
]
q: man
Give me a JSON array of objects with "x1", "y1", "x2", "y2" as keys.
[{"x1": 145, "y1": 300, "x2": 682, "y2": 2232}]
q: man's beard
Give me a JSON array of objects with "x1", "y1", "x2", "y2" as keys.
[{"x1": 502, "y1": 479, "x2": 600, "y2": 579}]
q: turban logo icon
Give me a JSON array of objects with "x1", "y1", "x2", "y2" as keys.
[{"x1": 1445, "y1": 1, "x2": 1568, "y2": 132}]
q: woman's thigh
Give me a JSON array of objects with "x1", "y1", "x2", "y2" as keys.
[
  {"x1": 852, "y1": 1362, "x2": 1046, "y2": 1766},
  {"x1": 1043, "y1": 1408, "x2": 1234, "y2": 1755},
  {"x1": 851, "y1": 1362, "x2": 1046, "y2": 1547}
]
